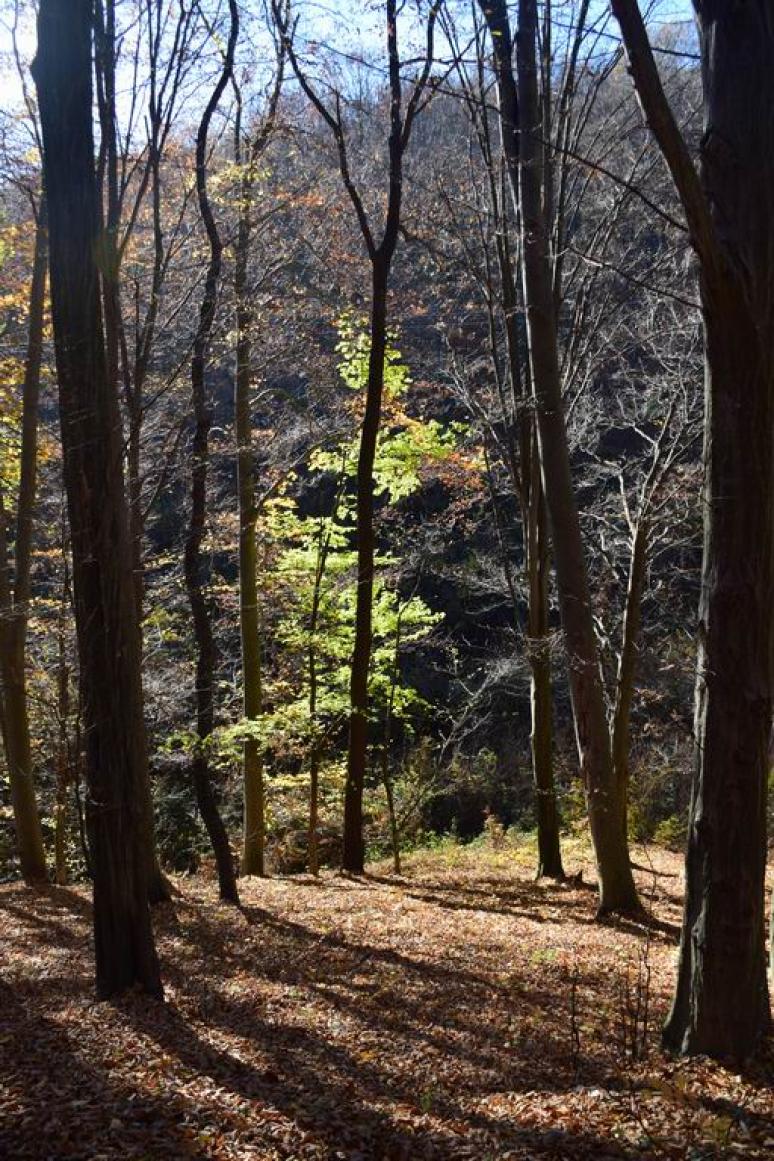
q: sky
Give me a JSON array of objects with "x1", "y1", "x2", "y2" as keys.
[{"x1": 0, "y1": 0, "x2": 700, "y2": 159}]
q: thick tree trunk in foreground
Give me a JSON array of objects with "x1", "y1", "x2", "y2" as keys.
[
  {"x1": 663, "y1": 290, "x2": 772, "y2": 1058},
  {"x1": 483, "y1": 0, "x2": 637, "y2": 912},
  {"x1": 611, "y1": 0, "x2": 773, "y2": 1060},
  {"x1": 664, "y1": 5, "x2": 773, "y2": 1061},
  {"x1": 33, "y1": 0, "x2": 162, "y2": 998},
  {"x1": 0, "y1": 208, "x2": 48, "y2": 885},
  {"x1": 184, "y1": 0, "x2": 239, "y2": 905}
]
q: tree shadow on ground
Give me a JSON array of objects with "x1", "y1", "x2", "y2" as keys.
[{"x1": 1, "y1": 864, "x2": 770, "y2": 1160}]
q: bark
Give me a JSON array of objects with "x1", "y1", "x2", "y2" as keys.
[
  {"x1": 234, "y1": 260, "x2": 265, "y2": 879},
  {"x1": 527, "y1": 454, "x2": 563, "y2": 880},
  {"x1": 612, "y1": 0, "x2": 773, "y2": 1063},
  {"x1": 94, "y1": 0, "x2": 169, "y2": 905},
  {"x1": 54, "y1": 602, "x2": 69, "y2": 886},
  {"x1": 32, "y1": 0, "x2": 162, "y2": 998},
  {"x1": 380, "y1": 608, "x2": 403, "y2": 875},
  {"x1": 184, "y1": 0, "x2": 240, "y2": 905},
  {"x1": 343, "y1": 259, "x2": 390, "y2": 873},
  {"x1": 610, "y1": 521, "x2": 648, "y2": 830},
  {"x1": 497, "y1": 140, "x2": 564, "y2": 881},
  {"x1": 483, "y1": 0, "x2": 638, "y2": 912},
  {"x1": 0, "y1": 206, "x2": 48, "y2": 885},
  {"x1": 234, "y1": 137, "x2": 264, "y2": 879}
]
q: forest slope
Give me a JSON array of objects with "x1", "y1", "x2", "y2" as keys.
[{"x1": 1, "y1": 841, "x2": 773, "y2": 1160}]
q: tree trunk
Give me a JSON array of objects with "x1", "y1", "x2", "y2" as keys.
[
  {"x1": 342, "y1": 259, "x2": 389, "y2": 874},
  {"x1": 493, "y1": 95, "x2": 564, "y2": 883},
  {"x1": 184, "y1": 0, "x2": 239, "y2": 905},
  {"x1": 235, "y1": 178, "x2": 265, "y2": 879},
  {"x1": 610, "y1": 520, "x2": 648, "y2": 835},
  {"x1": 0, "y1": 206, "x2": 48, "y2": 885},
  {"x1": 527, "y1": 457, "x2": 564, "y2": 880},
  {"x1": 610, "y1": 0, "x2": 774, "y2": 1061},
  {"x1": 33, "y1": 0, "x2": 162, "y2": 998},
  {"x1": 54, "y1": 601, "x2": 70, "y2": 886},
  {"x1": 488, "y1": 0, "x2": 638, "y2": 912},
  {"x1": 663, "y1": 284, "x2": 772, "y2": 1057}
]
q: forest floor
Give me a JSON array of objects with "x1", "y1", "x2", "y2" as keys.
[{"x1": 1, "y1": 836, "x2": 773, "y2": 1160}]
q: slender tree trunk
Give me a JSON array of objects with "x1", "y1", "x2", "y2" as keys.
[
  {"x1": 527, "y1": 456, "x2": 563, "y2": 879},
  {"x1": 610, "y1": 520, "x2": 648, "y2": 834},
  {"x1": 279, "y1": 0, "x2": 432, "y2": 875},
  {"x1": 497, "y1": 129, "x2": 564, "y2": 881},
  {"x1": 0, "y1": 207, "x2": 48, "y2": 885},
  {"x1": 308, "y1": 746, "x2": 320, "y2": 876},
  {"x1": 33, "y1": 0, "x2": 162, "y2": 998},
  {"x1": 484, "y1": 0, "x2": 638, "y2": 912},
  {"x1": 343, "y1": 259, "x2": 389, "y2": 873},
  {"x1": 381, "y1": 610, "x2": 403, "y2": 875},
  {"x1": 54, "y1": 604, "x2": 69, "y2": 886},
  {"x1": 235, "y1": 183, "x2": 264, "y2": 878},
  {"x1": 184, "y1": 0, "x2": 239, "y2": 905}
]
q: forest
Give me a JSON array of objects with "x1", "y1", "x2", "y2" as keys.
[{"x1": 0, "y1": 1, "x2": 773, "y2": 1157}]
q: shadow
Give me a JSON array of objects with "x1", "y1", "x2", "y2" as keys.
[
  {"x1": 0, "y1": 980, "x2": 209, "y2": 1160},
  {"x1": 1, "y1": 861, "x2": 769, "y2": 1160}
]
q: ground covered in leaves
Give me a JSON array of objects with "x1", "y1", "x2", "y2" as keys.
[{"x1": 1, "y1": 838, "x2": 773, "y2": 1159}]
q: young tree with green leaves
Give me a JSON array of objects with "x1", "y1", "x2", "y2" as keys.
[{"x1": 275, "y1": 0, "x2": 439, "y2": 873}]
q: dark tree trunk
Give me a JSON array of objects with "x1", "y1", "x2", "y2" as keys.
[
  {"x1": 234, "y1": 169, "x2": 264, "y2": 879},
  {"x1": 184, "y1": 0, "x2": 239, "y2": 905},
  {"x1": 610, "y1": 520, "x2": 648, "y2": 836},
  {"x1": 663, "y1": 276, "x2": 773, "y2": 1057},
  {"x1": 527, "y1": 461, "x2": 564, "y2": 880},
  {"x1": 497, "y1": 147, "x2": 564, "y2": 882},
  {"x1": 32, "y1": 0, "x2": 162, "y2": 999},
  {"x1": 610, "y1": 0, "x2": 774, "y2": 1061},
  {"x1": 482, "y1": 0, "x2": 638, "y2": 912},
  {"x1": 343, "y1": 260, "x2": 389, "y2": 873},
  {"x1": 94, "y1": 0, "x2": 169, "y2": 906}
]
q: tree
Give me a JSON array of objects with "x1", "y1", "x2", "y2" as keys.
[
  {"x1": 276, "y1": 0, "x2": 439, "y2": 873},
  {"x1": 479, "y1": 0, "x2": 639, "y2": 913},
  {"x1": 32, "y1": 0, "x2": 162, "y2": 998},
  {"x1": 232, "y1": 20, "x2": 285, "y2": 877},
  {"x1": 612, "y1": 0, "x2": 773, "y2": 1059},
  {"x1": 184, "y1": 0, "x2": 240, "y2": 904},
  {"x1": 0, "y1": 197, "x2": 47, "y2": 885}
]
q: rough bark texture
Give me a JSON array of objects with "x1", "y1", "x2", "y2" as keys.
[
  {"x1": 483, "y1": 0, "x2": 637, "y2": 912},
  {"x1": 0, "y1": 207, "x2": 48, "y2": 885},
  {"x1": 612, "y1": 0, "x2": 773, "y2": 1061},
  {"x1": 33, "y1": 0, "x2": 162, "y2": 998},
  {"x1": 184, "y1": 0, "x2": 240, "y2": 905}
]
